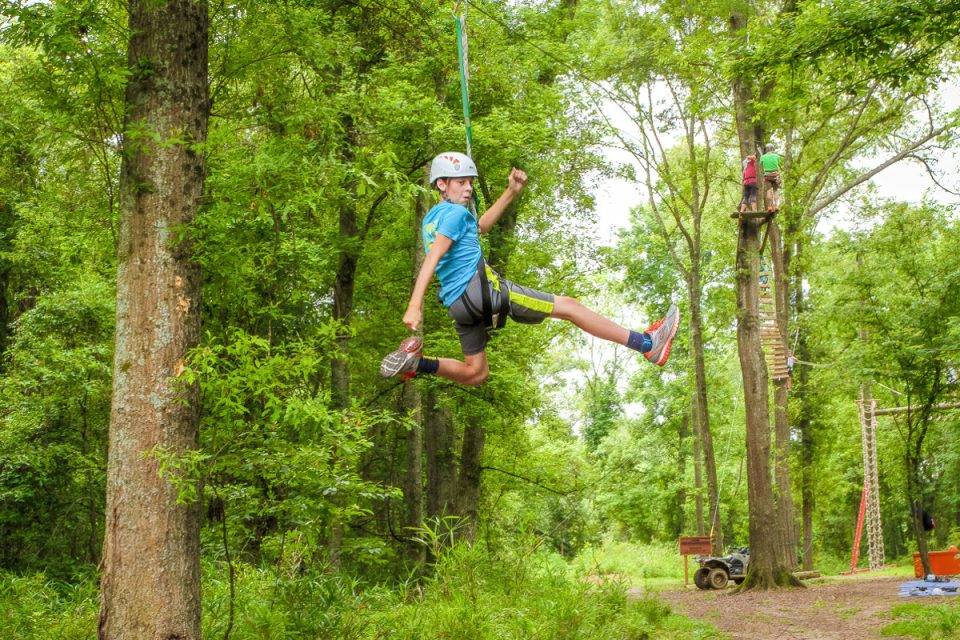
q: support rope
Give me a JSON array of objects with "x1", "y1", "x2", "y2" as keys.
[
  {"x1": 453, "y1": 2, "x2": 478, "y2": 215},
  {"x1": 454, "y1": 9, "x2": 473, "y2": 158}
]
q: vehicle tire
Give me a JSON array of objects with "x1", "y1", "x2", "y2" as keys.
[
  {"x1": 708, "y1": 567, "x2": 729, "y2": 589},
  {"x1": 693, "y1": 567, "x2": 711, "y2": 590},
  {"x1": 733, "y1": 578, "x2": 745, "y2": 585}
]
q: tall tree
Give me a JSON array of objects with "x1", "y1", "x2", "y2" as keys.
[
  {"x1": 98, "y1": 0, "x2": 207, "y2": 636},
  {"x1": 590, "y1": 3, "x2": 727, "y2": 553},
  {"x1": 729, "y1": 5, "x2": 801, "y2": 589}
]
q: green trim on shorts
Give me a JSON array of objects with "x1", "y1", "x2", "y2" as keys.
[{"x1": 510, "y1": 290, "x2": 555, "y2": 315}]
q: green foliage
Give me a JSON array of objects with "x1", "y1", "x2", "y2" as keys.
[
  {"x1": 0, "y1": 547, "x2": 722, "y2": 640},
  {"x1": 365, "y1": 542, "x2": 720, "y2": 639},
  {"x1": 0, "y1": 572, "x2": 98, "y2": 640},
  {"x1": 572, "y1": 541, "x2": 684, "y2": 587},
  {"x1": 759, "y1": 0, "x2": 960, "y2": 89},
  {"x1": 882, "y1": 602, "x2": 960, "y2": 639},
  {"x1": 0, "y1": 281, "x2": 113, "y2": 572},
  {"x1": 582, "y1": 363, "x2": 623, "y2": 451},
  {"x1": 185, "y1": 329, "x2": 400, "y2": 572}
]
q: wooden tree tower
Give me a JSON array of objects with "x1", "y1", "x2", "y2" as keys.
[{"x1": 758, "y1": 258, "x2": 790, "y2": 381}]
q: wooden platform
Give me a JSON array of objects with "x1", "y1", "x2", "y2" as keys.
[{"x1": 730, "y1": 210, "x2": 776, "y2": 220}]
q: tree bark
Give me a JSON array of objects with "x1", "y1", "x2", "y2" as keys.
[
  {"x1": 326, "y1": 121, "x2": 360, "y2": 567},
  {"x1": 689, "y1": 266, "x2": 722, "y2": 553},
  {"x1": 730, "y1": 8, "x2": 800, "y2": 590},
  {"x1": 691, "y1": 396, "x2": 705, "y2": 536},
  {"x1": 794, "y1": 240, "x2": 816, "y2": 571},
  {"x1": 401, "y1": 190, "x2": 427, "y2": 563},
  {"x1": 768, "y1": 221, "x2": 797, "y2": 569},
  {"x1": 905, "y1": 405, "x2": 935, "y2": 576},
  {"x1": 456, "y1": 415, "x2": 485, "y2": 543},
  {"x1": 424, "y1": 390, "x2": 458, "y2": 520},
  {"x1": 735, "y1": 218, "x2": 801, "y2": 591},
  {"x1": 676, "y1": 412, "x2": 688, "y2": 537},
  {"x1": 331, "y1": 118, "x2": 359, "y2": 411},
  {"x1": 400, "y1": 381, "x2": 424, "y2": 563},
  {"x1": 99, "y1": 1, "x2": 207, "y2": 637}
]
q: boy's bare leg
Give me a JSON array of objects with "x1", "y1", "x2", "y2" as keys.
[
  {"x1": 435, "y1": 352, "x2": 489, "y2": 386},
  {"x1": 551, "y1": 296, "x2": 629, "y2": 345}
]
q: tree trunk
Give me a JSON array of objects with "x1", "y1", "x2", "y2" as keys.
[
  {"x1": 693, "y1": 396, "x2": 704, "y2": 536},
  {"x1": 676, "y1": 412, "x2": 688, "y2": 537},
  {"x1": 790, "y1": 227, "x2": 815, "y2": 571},
  {"x1": 99, "y1": 1, "x2": 207, "y2": 637},
  {"x1": 735, "y1": 217, "x2": 801, "y2": 591},
  {"x1": 911, "y1": 498, "x2": 932, "y2": 576},
  {"x1": 800, "y1": 405, "x2": 814, "y2": 571},
  {"x1": 331, "y1": 119, "x2": 359, "y2": 410},
  {"x1": 424, "y1": 390, "x2": 458, "y2": 520},
  {"x1": 768, "y1": 221, "x2": 797, "y2": 569},
  {"x1": 730, "y1": 8, "x2": 800, "y2": 591},
  {"x1": 327, "y1": 121, "x2": 360, "y2": 567},
  {"x1": 906, "y1": 410, "x2": 933, "y2": 576},
  {"x1": 400, "y1": 381, "x2": 425, "y2": 563},
  {"x1": 401, "y1": 189, "x2": 428, "y2": 563},
  {"x1": 456, "y1": 415, "x2": 485, "y2": 543},
  {"x1": 689, "y1": 267, "x2": 722, "y2": 553}
]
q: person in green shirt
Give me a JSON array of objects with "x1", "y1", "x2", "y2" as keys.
[{"x1": 759, "y1": 143, "x2": 783, "y2": 211}]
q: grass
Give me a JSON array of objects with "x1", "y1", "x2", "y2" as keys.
[
  {"x1": 882, "y1": 602, "x2": 960, "y2": 639},
  {"x1": 0, "y1": 573, "x2": 98, "y2": 640},
  {"x1": 571, "y1": 540, "x2": 685, "y2": 590},
  {"x1": 0, "y1": 544, "x2": 725, "y2": 640},
  {"x1": 14, "y1": 542, "x2": 939, "y2": 639}
]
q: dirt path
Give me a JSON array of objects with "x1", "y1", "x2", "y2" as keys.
[{"x1": 651, "y1": 576, "x2": 952, "y2": 639}]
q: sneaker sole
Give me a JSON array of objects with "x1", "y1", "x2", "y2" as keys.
[
  {"x1": 380, "y1": 337, "x2": 423, "y2": 377},
  {"x1": 645, "y1": 307, "x2": 679, "y2": 367}
]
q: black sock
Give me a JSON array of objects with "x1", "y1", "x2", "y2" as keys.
[{"x1": 417, "y1": 356, "x2": 440, "y2": 375}]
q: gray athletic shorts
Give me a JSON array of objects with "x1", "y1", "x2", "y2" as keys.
[{"x1": 446, "y1": 265, "x2": 555, "y2": 355}]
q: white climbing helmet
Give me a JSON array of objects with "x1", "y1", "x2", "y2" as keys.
[{"x1": 429, "y1": 152, "x2": 479, "y2": 185}]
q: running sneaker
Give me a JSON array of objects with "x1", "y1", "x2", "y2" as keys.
[
  {"x1": 643, "y1": 304, "x2": 680, "y2": 367},
  {"x1": 380, "y1": 336, "x2": 423, "y2": 379}
]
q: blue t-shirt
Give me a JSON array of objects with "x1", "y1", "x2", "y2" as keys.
[{"x1": 422, "y1": 201, "x2": 483, "y2": 307}]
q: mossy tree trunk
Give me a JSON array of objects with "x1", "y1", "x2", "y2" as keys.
[
  {"x1": 456, "y1": 415, "x2": 485, "y2": 543},
  {"x1": 735, "y1": 217, "x2": 803, "y2": 592},
  {"x1": 730, "y1": 6, "x2": 802, "y2": 591},
  {"x1": 424, "y1": 390, "x2": 458, "y2": 521},
  {"x1": 768, "y1": 220, "x2": 797, "y2": 569},
  {"x1": 99, "y1": 0, "x2": 207, "y2": 636}
]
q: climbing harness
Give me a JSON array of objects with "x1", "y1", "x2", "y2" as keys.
[{"x1": 477, "y1": 258, "x2": 510, "y2": 330}]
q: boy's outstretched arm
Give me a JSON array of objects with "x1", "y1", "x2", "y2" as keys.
[
  {"x1": 403, "y1": 233, "x2": 454, "y2": 331},
  {"x1": 478, "y1": 168, "x2": 527, "y2": 234}
]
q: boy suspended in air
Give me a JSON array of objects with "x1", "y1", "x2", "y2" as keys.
[{"x1": 380, "y1": 152, "x2": 679, "y2": 385}]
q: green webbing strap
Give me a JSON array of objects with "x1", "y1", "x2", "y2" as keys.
[
  {"x1": 454, "y1": 12, "x2": 473, "y2": 159},
  {"x1": 455, "y1": 11, "x2": 480, "y2": 215}
]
